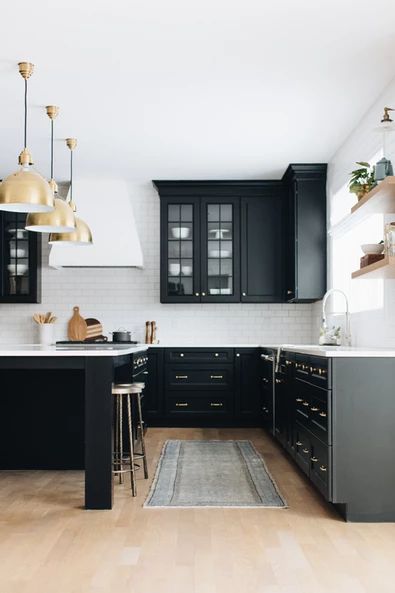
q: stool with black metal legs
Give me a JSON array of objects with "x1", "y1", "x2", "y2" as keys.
[{"x1": 112, "y1": 382, "x2": 149, "y2": 497}]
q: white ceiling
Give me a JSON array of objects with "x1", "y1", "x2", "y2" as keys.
[{"x1": 1, "y1": 0, "x2": 395, "y2": 184}]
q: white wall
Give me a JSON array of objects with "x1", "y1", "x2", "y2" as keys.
[
  {"x1": 326, "y1": 77, "x2": 395, "y2": 347},
  {"x1": 0, "y1": 182, "x2": 315, "y2": 345}
]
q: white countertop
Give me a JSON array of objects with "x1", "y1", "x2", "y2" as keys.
[
  {"x1": 0, "y1": 344, "x2": 148, "y2": 357},
  {"x1": 148, "y1": 343, "x2": 395, "y2": 357}
]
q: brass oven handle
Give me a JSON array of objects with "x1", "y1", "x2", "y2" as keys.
[
  {"x1": 175, "y1": 375, "x2": 188, "y2": 379},
  {"x1": 210, "y1": 402, "x2": 223, "y2": 407},
  {"x1": 310, "y1": 456, "x2": 318, "y2": 463},
  {"x1": 176, "y1": 402, "x2": 188, "y2": 407},
  {"x1": 319, "y1": 465, "x2": 327, "y2": 472},
  {"x1": 210, "y1": 375, "x2": 223, "y2": 379}
]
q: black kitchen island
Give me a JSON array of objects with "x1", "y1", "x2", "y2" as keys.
[{"x1": 0, "y1": 344, "x2": 148, "y2": 510}]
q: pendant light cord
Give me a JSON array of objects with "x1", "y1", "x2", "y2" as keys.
[
  {"x1": 70, "y1": 148, "x2": 73, "y2": 201},
  {"x1": 24, "y1": 79, "x2": 28, "y2": 148},
  {"x1": 50, "y1": 119, "x2": 54, "y2": 179}
]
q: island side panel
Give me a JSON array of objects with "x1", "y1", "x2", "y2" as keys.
[
  {"x1": 332, "y1": 357, "x2": 395, "y2": 521},
  {"x1": 85, "y1": 356, "x2": 114, "y2": 510}
]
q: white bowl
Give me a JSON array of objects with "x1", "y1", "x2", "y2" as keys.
[
  {"x1": 181, "y1": 265, "x2": 192, "y2": 276},
  {"x1": 8, "y1": 228, "x2": 27, "y2": 239},
  {"x1": 361, "y1": 243, "x2": 384, "y2": 255},
  {"x1": 169, "y1": 263, "x2": 181, "y2": 276},
  {"x1": 208, "y1": 250, "x2": 231, "y2": 258},
  {"x1": 7, "y1": 264, "x2": 28, "y2": 276},
  {"x1": 10, "y1": 248, "x2": 27, "y2": 258},
  {"x1": 171, "y1": 227, "x2": 190, "y2": 239}
]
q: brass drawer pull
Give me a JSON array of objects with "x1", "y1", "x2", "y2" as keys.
[
  {"x1": 210, "y1": 375, "x2": 223, "y2": 379},
  {"x1": 319, "y1": 411, "x2": 327, "y2": 418},
  {"x1": 295, "y1": 441, "x2": 302, "y2": 446},
  {"x1": 319, "y1": 465, "x2": 327, "y2": 472},
  {"x1": 175, "y1": 403, "x2": 188, "y2": 407},
  {"x1": 175, "y1": 375, "x2": 188, "y2": 379},
  {"x1": 302, "y1": 448, "x2": 309, "y2": 454},
  {"x1": 310, "y1": 456, "x2": 318, "y2": 462},
  {"x1": 310, "y1": 406, "x2": 319, "y2": 412},
  {"x1": 210, "y1": 402, "x2": 223, "y2": 407}
]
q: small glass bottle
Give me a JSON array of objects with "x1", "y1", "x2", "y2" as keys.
[{"x1": 384, "y1": 222, "x2": 395, "y2": 256}]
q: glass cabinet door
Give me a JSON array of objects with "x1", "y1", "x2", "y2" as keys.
[
  {"x1": 161, "y1": 199, "x2": 200, "y2": 302},
  {"x1": 0, "y1": 213, "x2": 40, "y2": 302},
  {"x1": 201, "y1": 198, "x2": 240, "y2": 302}
]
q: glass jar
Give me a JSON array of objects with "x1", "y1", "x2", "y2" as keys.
[{"x1": 384, "y1": 222, "x2": 395, "y2": 256}]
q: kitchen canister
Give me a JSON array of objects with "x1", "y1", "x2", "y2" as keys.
[{"x1": 38, "y1": 323, "x2": 55, "y2": 345}]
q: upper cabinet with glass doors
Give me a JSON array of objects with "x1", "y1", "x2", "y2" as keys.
[
  {"x1": 0, "y1": 212, "x2": 41, "y2": 303},
  {"x1": 154, "y1": 173, "x2": 326, "y2": 304}
]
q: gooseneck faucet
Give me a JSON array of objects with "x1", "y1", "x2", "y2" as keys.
[{"x1": 320, "y1": 288, "x2": 351, "y2": 346}]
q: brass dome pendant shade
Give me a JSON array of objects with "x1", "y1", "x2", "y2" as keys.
[
  {"x1": 0, "y1": 62, "x2": 54, "y2": 213},
  {"x1": 49, "y1": 138, "x2": 93, "y2": 246},
  {"x1": 25, "y1": 106, "x2": 76, "y2": 233}
]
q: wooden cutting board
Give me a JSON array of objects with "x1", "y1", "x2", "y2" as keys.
[
  {"x1": 85, "y1": 318, "x2": 106, "y2": 342},
  {"x1": 68, "y1": 306, "x2": 87, "y2": 341}
]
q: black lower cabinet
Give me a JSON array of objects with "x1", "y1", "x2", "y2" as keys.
[
  {"x1": 146, "y1": 347, "x2": 262, "y2": 427},
  {"x1": 143, "y1": 348, "x2": 164, "y2": 426},
  {"x1": 234, "y1": 348, "x2": 261, "y2": 424}
]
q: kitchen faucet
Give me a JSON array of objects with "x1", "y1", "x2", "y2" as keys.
[{"x1": 319, "y1": 288, "x2": 351, "y2": 346}]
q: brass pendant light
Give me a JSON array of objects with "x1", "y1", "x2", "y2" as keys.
[
  {"x1": 49, "y1": 138, "x2": 93, "y2": 246},
  {"x1": 0, "y1": 62, "x2": 54, "y2": 213},
  {"x1": 25, "y1": 106, "x2": 76, "y2": 233}
]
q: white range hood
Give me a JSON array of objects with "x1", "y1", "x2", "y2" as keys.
[{"x1": 49, "y1": 179, "x2": 143, "y2": 268}]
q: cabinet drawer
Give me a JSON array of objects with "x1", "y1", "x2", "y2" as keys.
[
  {"x1": 167, "y1": 395, "x2": 232, "y2": 414},
  {"x1": 309, "y1": 433, "x2": 331, "y2": 500},
  {"x1": 166, "y1": 365, "x2": 233, "y2": 390},
  {"x1": 294, "y1": 380, "x2": 331, "y2": 444},
  {"x1": 294, "y1": 422, "x2": 311, "y2": 476},
  {"x1": 295, "y1": 354, "x2": 330, "y2": 389},
  {"x1": 165, "y1": 349, "x2": 233, "y2": 363}
]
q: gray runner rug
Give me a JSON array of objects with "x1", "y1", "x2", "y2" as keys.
[{"x1": 144, "y1": 440, "x2": 287, "y2": 508}]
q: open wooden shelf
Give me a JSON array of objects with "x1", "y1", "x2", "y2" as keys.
[
  {"x1": 352, "y1": 255, "x2": 395, "y2": 279},
  {"x1": 330, "y1": 176, "x2": 395, "y2": 236}
]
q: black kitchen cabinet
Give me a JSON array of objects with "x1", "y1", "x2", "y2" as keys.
[
  {"x1": 240, "y1": 187, "x2": 284, "y2": 302},
  {"x1": 234, "y1": 348, "x2": 261, "y2": 423},
  {"x1": 154, "y1": 181, "x2": 285, "y2": 303},
  {"x1": 0, "y1": 212, "x2": 41, "y2": 303},
  {"x1": 143, "y1": 348, "x2": 164, "y2": 425},
  {"x1": 260, "y1": 350, "x2": 275, "y2": 433},
  {"x1": 282, "y1": 164, "x2": 327, "y2": 303}
]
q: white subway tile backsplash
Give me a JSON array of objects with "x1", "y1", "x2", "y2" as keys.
[{"x1": 0, "y1": 182, "x2": 316, "y2": 345}]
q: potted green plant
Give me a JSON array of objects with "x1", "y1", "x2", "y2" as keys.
[{"x1": 348, "y1": 162, "x2": 375, "y2": 200}]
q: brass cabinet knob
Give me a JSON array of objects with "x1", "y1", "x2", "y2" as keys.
[
  {"x1": 319, "y1": 465, "x2": 327, "y2": 472},
  {"x1": 319, "y1": 411, "x2": 327, "y2": 418},
  {"x1": 242, "y1": 292, "x2": 246, "y2": 296},
  {"x1": 295, "y1": 441, "x2": 302, "y2": 446},
  {"x1": 310, "y1": 406, "x2": 319, "y2": 412},
  {"x1": 195, "y1": 292, "x2": 200, "y2": 296},
  {"x1": 302, "y1": 401, "x2": 309, "y2": 407},
  {"x1": 180, "y1": 353, "x2": 184, "y2": 357},
  {"x1": 296, "y1": 398, "x2": 303, "y2": 402},
  {"x1": 310, "y1": 456, "x2": 318, "y2": 463},
  {"x1": 287, "y1": 290, "x2": 293, "y2": 295},
  {"x1": 302, "y1": 448, "x2": 309, "y2": 454},
  {"x1": 215, "y1": 353, "x2": 219, "y2": 357},
  {"x1": 236, "y1": 353, "x2": 240, "y2": 357},
  {"x1": 202, "y1": 292, "x2": 206, "y2": 296}
]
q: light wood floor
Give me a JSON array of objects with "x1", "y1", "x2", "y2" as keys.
[{"x1": 1, "y1": 427, "x2": 395, "y2": 593}]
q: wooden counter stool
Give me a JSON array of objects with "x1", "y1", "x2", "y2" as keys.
[{"x1": 112, "y1": 382, "x2": 149, "y2": 496}]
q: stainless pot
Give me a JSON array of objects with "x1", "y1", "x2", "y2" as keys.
[{"x1": 111, "y1": 329, "x2": 132, "y2": 343}]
